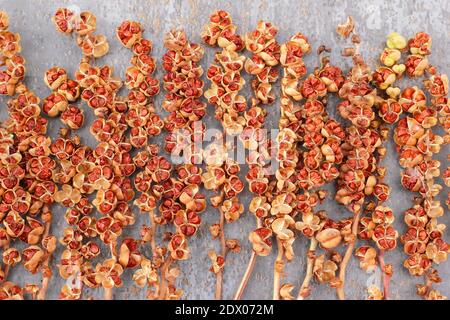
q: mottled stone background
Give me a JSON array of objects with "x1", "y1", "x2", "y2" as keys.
[{"x1": 0, "y1": 0, "x2": 449, "y2": 300}]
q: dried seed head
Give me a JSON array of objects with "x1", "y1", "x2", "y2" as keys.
[
  {"x1": 315, "y1": 228, "x2": 342, "y2": 249},
  {"x1": 386, "y1": 32, "x2": 407, "y2": 50},
  {"x1": 336, "y1": 16, "x2": 355, "y2": 38}
]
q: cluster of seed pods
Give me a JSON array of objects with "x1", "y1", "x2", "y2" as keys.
[
  {"x1": 53, "y1": 8, "x2": 109, "y2": 58},
  {"x1": 201, "y1": 11, "x2": 246, "y2": 300},
  {"x1": 203, "y1": 10, "x2": 246, "y2": 136},
  {"x1": 0, "y1": 12, "x2": 25, "y2": 96},
  {"x1": 117, "y1": 20, "x2": 163, "y2": 148},
  {"x1": 0, "y1": 8, "x2": 448, "y2": 301},
  {"x1": 162, "y1": 30, "x2": 206, "y2": 163},
  {"x1": 349, "y1": 31, "x2": 409, "y2": 300},
  {"x1": 116, "y1": 20, "x2": 179, "y2": 299},
  {"x1": 390, "y1": 32, "x2": 449, "y2": 300},
  {"x1": 51, "y1": 8, "x2": 136, "y2": 300},
  {"x1": 332, "y1": 21, "x2": 399, "y2": 300},
  {"x1": 276, "y1": 33, "x2": 311, "y2": 300},
  {"x1": 157, "y1": 29, "x2": 208, "y2": 298},
  {"x1": 231, "y1": 21, "x2": 281, "y2": 300},
  {"x1": 0, "y1": 11, "x2": 57, "y2": 300},
  {"x1": 287, "y1": 45, "x2": 348, "y2": 300},
  {"x1": 43, "y1": 66, "x2": 83, "y2": 128}
]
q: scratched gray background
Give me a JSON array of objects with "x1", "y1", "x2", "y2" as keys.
[{"x1": 0, "y1": 0, "x2": 449, "y2": 300}]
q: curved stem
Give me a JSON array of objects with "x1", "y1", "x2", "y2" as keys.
[
  {"x1": 38, "y1": 219, "x2": 52, "y2": 300},
  {"x1": 297, "y1": 238, "x2": 318, "y2": 300},
  {"x1": 1, "y1": 264, "x2": 9, "y2": 283},
  {"x1": 233, "y1": 251, "x2": 256, "y2": 300},
  {"x1": 0, "y1": 243, "x2": 10, "y2": 284},
  {"x1": 378, "y1": 250, "x2": 391, "y2": 300},
  {"x1": 104, "y1": 241, "x2": 117, "y2": 300},
  {"x1": 273, "y1": 238, "x2": 284, "y2": 300},
  {"x1": 337, "y1": 211, "x2": 361, "y2": 300},
  {"x1": 233, "y1": 218, "x2": 261, "y2": 300},
  {"x1": 104, "y1": 287, "x2": 113, "y2": 300},
  {"x1": 38, "y1": 271, "x2": 51, "y2": 300},
  {"x1": 148, "y1": 210, "x2": 157, "y2": 256},
  {"x1": 215, "y1": 210, "x2": 226, "y2": 300},
  {"x1": 158, "y1": 256, "x2": 173, "y2": 300}
]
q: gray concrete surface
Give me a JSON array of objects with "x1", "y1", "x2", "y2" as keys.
[{"x1": 0, "y1": 0, "x2": 449, "y2": 300}]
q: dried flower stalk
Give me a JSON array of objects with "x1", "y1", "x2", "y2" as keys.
[
  {"x1": 159, "y1": 28, "x2": 207, "y2": 299},
  {"x1": 334, "y1": 18, "x2": 390, "y2": 300},
  {"x1": 202, "y1": 10, "x2": 245, "y2": 299},
  {"x1": 0, "y1": 10, "x2": 56, "y2": 300},
  {"x1": 233, "y1": 20, "x2": 281, "y2": 300},
  {"x1": 393, "y1": 32, "x2": 448, "y2": 300}
]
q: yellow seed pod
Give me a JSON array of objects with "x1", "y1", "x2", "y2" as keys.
[
  {"x1": 380, "y1": 48, "x2": 401, "y2": 67},
  {"x1": 386, "y1": 32, "x2": 407, "y2": 50},
  {"x1": 386, "y1": 86, "x2": 401, "y2": 99},
  {"x1": 392, "y1": 64, "x2": 406, "y2": 75}
]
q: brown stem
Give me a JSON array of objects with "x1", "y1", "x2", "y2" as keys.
[
  {"x1": 233, "y1": 218, "x2": 261, "y2": 300},
  {"x1": 337, "y1": 211, "x2": 361, "y2": 300},
  {"x1": 0, "y1": 243, "x2": 10, "y2": 284},
  {"x1": 104, "y1": 287, "x2": 113, "y2": 300},
  {"x1": 233, "y1": 250, "x2": 256, "y2": 300},
  {"x1": 297, "y1": 238, "x2": 318, "y2": 300},
  {"x1": 146, "y1": 210, "x2": 158, "y2": 298},
  {"x1": 215, "y1": 209, "x2": 227, "y2": 300},
  {"x1": 148, "y1": 210, "x2": 157, "y2": 256},
  {"x1": 215, "y1": 268, "x2": 224, "y2": 300},
  {"x1": 1, "y1": 264, "x2": 9, "y2": 283},
  {"x1": 158, "y1": 256, "x2": 173, "y2": 300},
  {"x1": 37, "y1": 220, "x2": 52, "y2": 300},
  {"x1": 273, "y1": 237, "x2": 284, "y2": 300},
  {"x1": 378, "y1": 250, "x2": 391, "y2": 300},
  {"x1": 104, "y1": 240, "x2": 117, "y2": 300},
  {"x1": 110, "y1": 241, "x2": 118, "y2": 260},
  {"x1": 38, "y1": 270, "x2": 51, "y2": 300}
]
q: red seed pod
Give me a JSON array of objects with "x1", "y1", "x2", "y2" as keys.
[
  {"x1": 52, "y1": 8, "x2": 75, "y2": 34},
  {"x1": 74, "y1": 11, "x2": 97, "y2": 36},
  {"x1": 42, "y1": 92, "x2": 68, "y2": 117},
  {"x1": 319, "y1": 65, "x2": 345, "y2": 92},
  {"x1": 405, "y1": 54, "x2": 429, "y2": 78},
  {"x1": 372, "y1": 225, "x2": 398, "y2": 251},
  {"x1": 168, "y1": 233, "x2": 190, "y2": 260},
  {"x1": 404, "y1": 205, "x2": 428, "y2": 228},
  {"x1": 399, "y1": 86, "x2": 426, "y2": 113},
  {"x1": 116, "y1": 20, "x2": 142, "y2": 48},
  {"x1": 379, "y1": 99, "x2": 402, "y2": 124},
  {"x1": 44, "y1": 67, "x2": 67, "y2": 90},
  {"x1": 57, "y1": 79, "x2": 80, "y2": 101},
  {"x1": 159, "y1": 199, "x2": 182, "y2": 224},
  {"x1": 408, "y1": 32, "x2": 432, "y2": 56},
  {"x1": 118, "y1": 238, "x2": 142, "y2": 268},
  {"x1": 174, "y1": 210, "x2": 201, "y2": 237},
  {"x1": 249, "y1": 227, "x2": 272, "y2": 257},
  {"x1": 80, "y1": 241, "x2": 101, "y2": 260},
  {"x1": 145, "y1": 156, "x2": 172, "y2": 183},
  {"x1": 401, "y1": 227, "x2": 429, "y2": 255},
  {"x1": 22, "y1": 245, "x2": 45, "y2": 274},
  {"x1": 132, "y1": 38, "x2": 153, "y2": 55},
  {"x1": 301, "y1": 74, "x2": 327, "y2": 100},
  {"x1": 60, "y1": 105, "x2": 84, "y2": 130}
]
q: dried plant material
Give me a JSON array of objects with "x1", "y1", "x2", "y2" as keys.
[
  {"x1": 0, "y1": 8, "x2": 448, "y2": 302},
  {"x1": 279, "y1": 283, "x2": 295, "y2": 300},
  {"x1": 336, "y1": 16, "x2": 354, "y2": 38},
  {"x1": 313, "y1": 254, "x2": 338, "y2": 283},
  {"x1": 355, "y1": 246, "x2": 377, "y2": 272},
  {"x1": 316, "y1": 228, "x2": 342, "y2": 250},
  {"x1": 367, "y1": 285, "x2": 384, "y2": 300}
]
